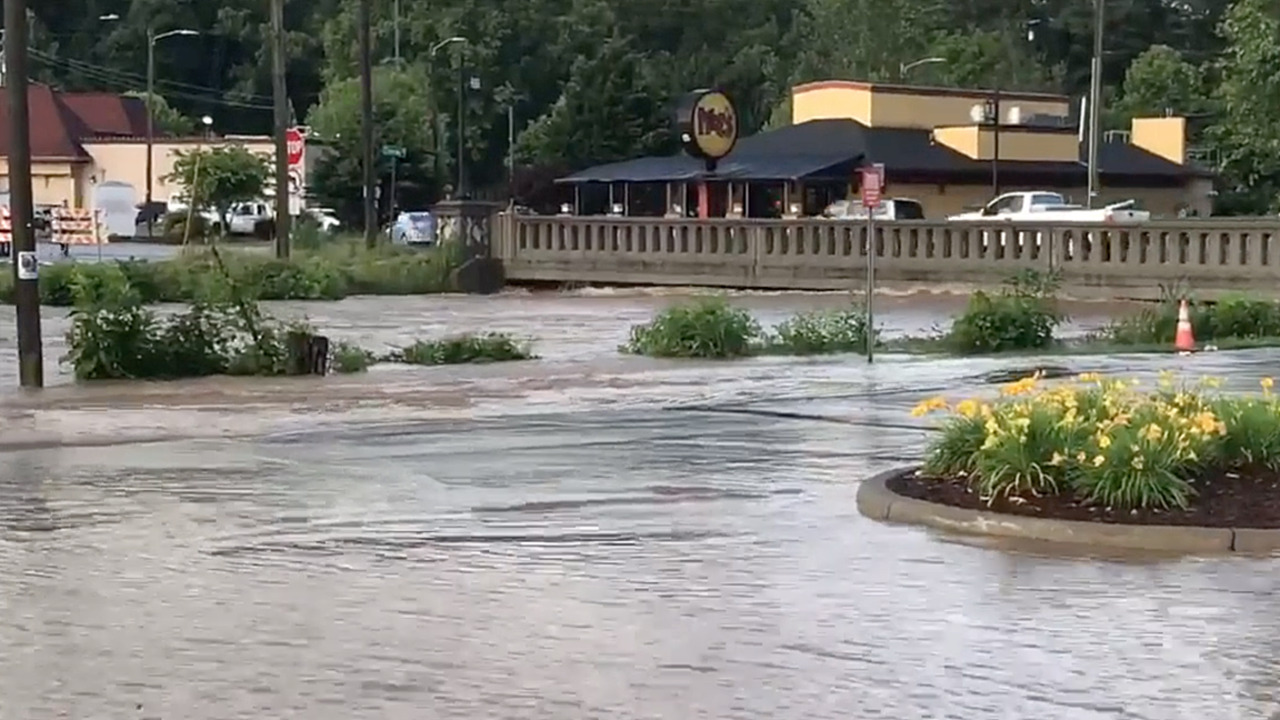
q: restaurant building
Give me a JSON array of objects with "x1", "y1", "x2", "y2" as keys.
[{"x1": 558, "y1": 80, "x2": 1214, "y2": 219}]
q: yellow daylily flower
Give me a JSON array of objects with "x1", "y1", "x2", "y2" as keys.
[{"x1": 1092, "y1": 455, "x2": 1106, "y2": 467}]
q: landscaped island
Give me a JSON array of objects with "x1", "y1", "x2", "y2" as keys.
[{"x1": 902, "y1": 371, "x2": 1280, "y2": 528}]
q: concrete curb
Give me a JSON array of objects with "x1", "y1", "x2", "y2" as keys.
[{"x1": 857, "y1": 467, "x2": 1280, "y2": 554}]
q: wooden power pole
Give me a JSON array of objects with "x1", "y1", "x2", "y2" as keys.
[
  {"x1": 270, "y1": 0, "x2": 291, "y2": 257},
  {"x1": 5, "y1": 0, "x2": 43, "y2": 388},
  {"x1": 358, "y1": 0, "x2": 376, "y2": 248}
]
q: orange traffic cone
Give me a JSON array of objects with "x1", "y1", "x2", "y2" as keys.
[{"x1": 1174, "y1": 299, "x2": 1195, "y2": 354}]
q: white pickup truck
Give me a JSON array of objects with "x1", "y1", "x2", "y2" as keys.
[
  {"x1": 948, "y1": 191, "x2": 1151, "y2": 259},
  {"x1": 948, "y1": 191, "x2": 1151, "y2": 223}
]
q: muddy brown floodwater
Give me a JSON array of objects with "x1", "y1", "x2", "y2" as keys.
[{"x1": 2, "y1": 289, "x2": 1280, "y2": 719}]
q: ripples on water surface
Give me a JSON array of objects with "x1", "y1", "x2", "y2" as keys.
[{"x1": 2, "y1": 292, "x2": 1280, "y2": 719}]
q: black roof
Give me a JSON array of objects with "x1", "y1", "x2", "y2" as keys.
[{"x1": 558, "y1": 119, "x2": 1210, "y2": 185}]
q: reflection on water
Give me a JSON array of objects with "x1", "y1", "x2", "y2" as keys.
[{"x1": 0, "y1": 291, "x2": 1279, "y2": 718}]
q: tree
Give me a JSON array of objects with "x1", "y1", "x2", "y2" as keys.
[
  {"x1": 124, "y1": 91, "x2": 199, "y2": 136},
  {"x1": 1206, "y1": 0, "x2": 1280, "y2": 213},
  {"x1": 306, "y1": 64, "x2": 437, "y2": 226},
  {"x1": 515, "y1": 35, "x2": 673, "y2": 170},
  {"x1": 1111, "y1": 45, "x2": 1207, "y2": 124},
  {"x1": 166, "y1": 145, "x2": 272, "y2": 232}
]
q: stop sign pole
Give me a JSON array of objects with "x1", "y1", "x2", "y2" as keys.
[{"x1": 860, "y1": 163, "x2": 884, "y2": 363}]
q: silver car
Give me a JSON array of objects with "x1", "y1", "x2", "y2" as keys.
[{"x1": 390, "y1": 211, "x2": 437, "y2": 245}]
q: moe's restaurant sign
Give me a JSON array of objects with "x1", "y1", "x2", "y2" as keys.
[{"x1": 675, "y1": 89, "x2": 738, "y2": 167}]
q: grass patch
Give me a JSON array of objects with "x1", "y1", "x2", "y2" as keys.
[
  {"x1": 2, "y1": 237, "x2": 462, "y2": 307},
  {"x1": 1101, "y1": 290, "x2": 1280, "y2": 346},
  {"x1": 942, "y1": 270, "x2": 1064, "y2": 355},
  {"x1": 764, "y1": 305, "x2": 875, "y2": 355},
  {"x1": 623, "y1": 297, "x2": 763, "y2": 358},
  {"x1": 330, "y1": 341, "x2": 378, "y2": 373},
  {"x1": 917, "y1": 371, "x2": 1280, "y2": 510},
  {"x1": 389, "y1": 333, "x2": 535, "y2": 365},
  {"x1": 623, "y1": 297, "x2": 876, "y2": 359}
]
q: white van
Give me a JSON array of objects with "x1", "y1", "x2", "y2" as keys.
[{"x1": 822, "y1": 197, "x2": 926, "y2": 220}]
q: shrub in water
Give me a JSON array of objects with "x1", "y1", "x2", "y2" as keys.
[
  {"x1": 330, "y1": 341, "x2": 378, "y2": 373},
  {"x1": 917, "y1": 371, "x2": 1280, "y2": 510},
  {"x1": 767, "y1": 304, "x2": 874, "y2": 355},
  {"x1": 624, "y1": 297, "x2": 763, "y2": 358},
  {"x1": 1105, "y1": 293, "x2": 1280, "y2": 346},
  {"x1": 391, "y1": 333, "x2": 534, "y2": 365},
  {"x1": 0, "y1": 240, "x2": 463, "y2": 307},
  {"x1": 946, "y1": 270, "x2": 1064, "y2": 354}
]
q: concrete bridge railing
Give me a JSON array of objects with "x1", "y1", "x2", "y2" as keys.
[{"x1": 493, "y1": 214, "x2": 1280, "y2": 298}]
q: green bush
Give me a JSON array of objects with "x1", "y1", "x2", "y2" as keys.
[
  {"x1": 331, "y1": 341, "x2": 378, "y2": 373},
  {"x1": 623, "y1": 297, "x2": 763, "y2": 358},
  {"x1": 918, "y1": 372, "x2": 1280, "y2": 511},
  {"x1": 1104, "y1": 293, "x2": 1280, "y2": 345},
  {"x1": 390, "y1": 333, "x2": 534, "y2": 365},
  {"x1": 946, "y1": 270, "x2": 1064, "y2": 354},
  {"x1": 766, "y1": 305, "x2": 874, "y2": 355},
  {"x1": 0, "y1": 239, "x2": 463, "y2": 307},
  {"x1": 161, "y1": 210, "x2": 213, "y2": 243}
]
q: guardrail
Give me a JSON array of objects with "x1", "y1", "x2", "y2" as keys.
[{"x1": 494, "y1": 215, "x2": 1280, "y2": 297}]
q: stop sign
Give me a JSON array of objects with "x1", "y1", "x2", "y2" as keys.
[{"x1": 286, "y1": 127, "x2": 304, "y2": 167}]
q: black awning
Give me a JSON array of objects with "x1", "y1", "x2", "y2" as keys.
[{"x1": 557, "y1": 153, "x2": 862, "y2": 184}]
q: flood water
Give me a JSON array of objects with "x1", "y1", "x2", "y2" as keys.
[{"x1": 2, "y1": 289, "x2": 1280, "y2": 719}]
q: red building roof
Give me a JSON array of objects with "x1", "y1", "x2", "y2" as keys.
[
  {"x1": 0, "y1": 85, "x2": 150, "y2": 162},
  {"x1": 60, "y1": 92, "x2": 149, "y2": 138}
]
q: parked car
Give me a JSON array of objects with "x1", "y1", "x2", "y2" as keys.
[
  {"x1": 306, "y1": 207, "x2": 341, "y2": 232},
  {"x1": 822, "y1": 197, "x2": 926, "y2": 220},
  {"x1": 389, "y1": 211, "x2": 437, "y2": 245}
]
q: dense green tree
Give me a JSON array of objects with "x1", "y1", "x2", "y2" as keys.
[
  {"x1": 166, "y1": 145, "x2": 272, "y2": 231},
  {"x1": 17, "y1": 0, "x2": 1280, "y2": 214},
  {"x1": 307, "y1": 65, "x2": 438, "y2": 225},
  {"x1": 1206, "y1": 0, "x2": 1280, "y2": 213},
  {"x1": 515, "y1": 36, "x2": 673, "y2": 170},
  {"x1": 1111, "y1": 45, "x2": 1208, "y2": 125}
]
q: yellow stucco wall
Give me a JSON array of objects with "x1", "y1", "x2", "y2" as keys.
[
  {"x1": 0, "y1": 158, "x2": 84, "y2": 207},
  {"x1": 792, "y1": 85, "x2": 874, "y2": 125},
  {"x1": 792, "y1": 81, "x2": 1071, "y2": 130},
  {"x1": 1131, "y1": 117, "x2": 1186, "y2": 165},
  {"x1": 932, "y1": 125, "x2": 1079, "y2": 162},
  {"x1": 82, "y1": 138, "x2": 275, "y2": 204}
]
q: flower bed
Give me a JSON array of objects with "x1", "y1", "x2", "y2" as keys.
[{"x1": 900, "y1": 372, "x2": 1280, "y2": 527}]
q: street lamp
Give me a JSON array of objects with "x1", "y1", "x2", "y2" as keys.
[
  {"x1": 430, "y1": 37, "x2": 467, "y2": 198},
  {"x1": 146, "y1": 27, "x2": 199, "y2": 237},
  {"x1": 898, "y1": 57, "x2": 945, "y2": 80}
]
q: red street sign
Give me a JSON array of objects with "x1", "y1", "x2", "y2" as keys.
[
  {"x1": 286, "y1": 127, "x2": 305, "y2": 167},
  {"x1": 860, "y1": 165, "x2": 884, "y2": 209}
]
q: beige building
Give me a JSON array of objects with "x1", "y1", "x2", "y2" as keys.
[
  {"x1": 0, "y1": 84, "x2": 291, "y2": 223},
  {"x1": 561, "y1": 79, "x2": 1214, "y2": 219}
]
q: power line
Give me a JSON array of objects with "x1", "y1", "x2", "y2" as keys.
[
  {"x1": 31, "y1": 49, "x2": 275, "y2": 107},
  {"x1": 30, "y1": 46, "x2": 276, "y2": 102},
  {"x1": 30, "y1": 50, "x2": 273, "y2": 110}
]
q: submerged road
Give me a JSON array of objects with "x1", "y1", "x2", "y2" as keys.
[{"x1": 1, "y1": 290, "x2": 1279, "y2": 719}]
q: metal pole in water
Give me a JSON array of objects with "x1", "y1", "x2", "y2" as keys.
[{"x1": 866, "y1": 213, "x2": 875, "y2": 363}]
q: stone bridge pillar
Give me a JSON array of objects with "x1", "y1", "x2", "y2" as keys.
[{"x1": 431, "y1": 199, "x2": 506, "y2": 294}]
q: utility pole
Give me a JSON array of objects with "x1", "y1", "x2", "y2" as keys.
[
  {"x1": 992, "y1": 88, "x2": 1001, "y2": 196},
  {"x1": 5, "y1": 0, "x2": 43, "y2": 388},
  {"x1": 270, "y1": 0, "x2": 290, "y2": 257},
  {"x1": 507, "y1": 103, "x2": 515, "y2": 206},
  {"x1": 145, "y1": 27, "x2": 156, "y2": 238},
  {"x1": 393, "y1": 0, "x2": 400, "y2": 62},
  {"x1": 359, "y1": 0, "x2": 376, "y2": 247},
  {"x1": 1086, "y1": 0, "x2": 1104, "y2": 208},
  {"x1": 456, "y1": 55, "x2": 467, "y2": 198}
]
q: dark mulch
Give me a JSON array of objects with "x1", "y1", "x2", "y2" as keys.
[{"x1": 889, "y1": 467, "x2": 1280, "y2": 528}]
